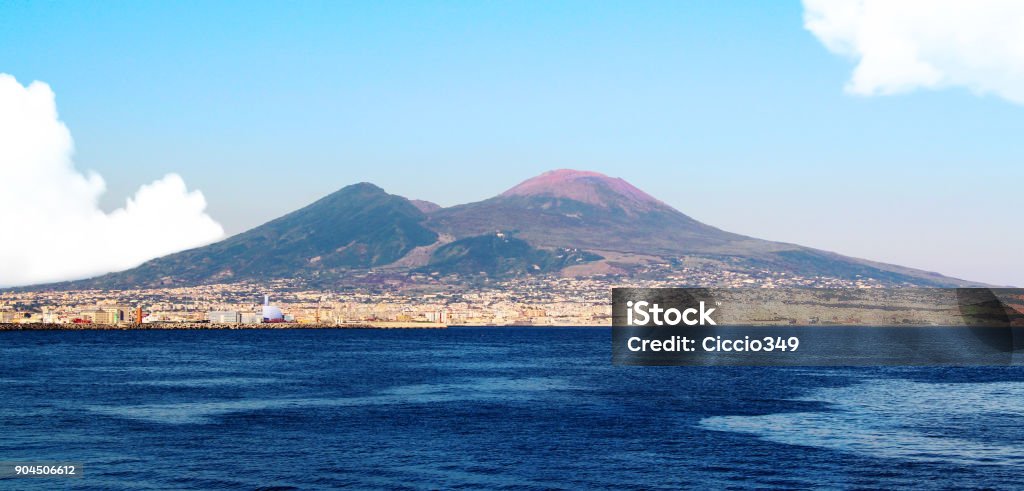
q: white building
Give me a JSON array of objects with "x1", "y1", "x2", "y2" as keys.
[{"x1": 208, "y1": 311, "x2": 240, "y2": 324}]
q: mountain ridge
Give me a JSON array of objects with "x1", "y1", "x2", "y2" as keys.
[{"x1": 20, "y1": 169, "x2": 987, "y2": 290}]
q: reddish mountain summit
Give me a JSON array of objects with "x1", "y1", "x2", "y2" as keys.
[{"x1": 500, "y1": 169, "x2": 667, "y2": 211}]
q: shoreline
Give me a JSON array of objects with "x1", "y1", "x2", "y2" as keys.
[{"x1": 0, "y1": 322, "x2": 447, "y2": 331}]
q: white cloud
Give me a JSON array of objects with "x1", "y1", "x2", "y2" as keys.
[
  {"x1": 803, "y1": 0, "x2": 1024, "y2": 103},
  {"x1": 0, "y1": 74, "x2": 224, "y2": 287}
]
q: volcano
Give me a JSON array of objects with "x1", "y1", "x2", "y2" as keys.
[
  {"x1": 428, "y1": 169, "x2": 779, "y2": 256},
  {"x1": 33, "y1": 169, "x2": 980, "y2": 289}
]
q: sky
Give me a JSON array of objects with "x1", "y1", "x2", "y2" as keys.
[{"x1": 1, "y1": 0, "x2": 1023, "y2": 286}]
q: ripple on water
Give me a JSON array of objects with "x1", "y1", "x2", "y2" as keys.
[
  {"x1": 123, "y1": 377, "x2": 279, "y2": 388},
  {"x1": 700, "y1": 379, "x2": 1024, "y2": 466},
  {"x1": 84, "y1": 376, "x2": 574, "y2": 424}
]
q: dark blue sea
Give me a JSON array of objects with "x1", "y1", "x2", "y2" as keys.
[{"x1": 1, "y1": 327, "x2": 1022, "y2": 489}]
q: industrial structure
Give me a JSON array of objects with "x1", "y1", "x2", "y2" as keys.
[{"x1": 262, "y1": 294, "x2": 285, "y2": 323}]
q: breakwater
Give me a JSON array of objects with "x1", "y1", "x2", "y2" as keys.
[{"x1": 0, "y1": 322, "x2": 447, "y2": 330}]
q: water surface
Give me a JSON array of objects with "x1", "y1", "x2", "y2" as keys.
[{"x1": 1, "y1": 328, "x2": 1021, "y2": 489}]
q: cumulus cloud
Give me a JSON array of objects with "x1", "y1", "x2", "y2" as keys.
[
  {"x1": 0, "y1": 74, "x2": 224, "y2": 287},
  {"x1": 803, "y1": 0, "x2": 1024, "y2": 103}
]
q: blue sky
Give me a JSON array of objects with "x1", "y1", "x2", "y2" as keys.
[{"x1": 1, "y1": 1, "x2": 1022, "y2": 285}]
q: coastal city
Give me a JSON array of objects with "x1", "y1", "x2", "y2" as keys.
[{"x1": 0, "y1": 261, "x2": 894, "y2": 327}]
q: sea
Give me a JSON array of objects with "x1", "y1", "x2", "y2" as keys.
[{"x1": 1, "y1": 327, "x2": 1022, "y2": 490}]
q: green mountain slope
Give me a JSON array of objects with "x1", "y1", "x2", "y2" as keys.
[
  {"x1": 423, "y1": 233, "x2": 603, "y2": 277},
  {"x1": 64, "y1": 183, "x2": 438, "y2": 288}
]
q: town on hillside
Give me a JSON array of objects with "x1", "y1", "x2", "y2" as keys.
[{"x1": 1, "y1": 262, "x2": 896, "y2": 327}]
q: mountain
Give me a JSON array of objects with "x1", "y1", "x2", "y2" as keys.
[
  {"x1": 424, "y1": 169, "x2": 971, "y2": 286},
  {"x1": 428, "y1": 169, "x2": 770, "y2": 256},
  {"x1": 72, "y1": 183, "x2": 439, "y2": 288},
  {"x1": 38, "y1": 169, "x2": 981, "y2": 290}
]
